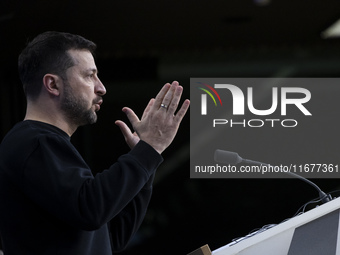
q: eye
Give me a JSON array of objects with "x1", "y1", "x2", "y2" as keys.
[
  {"x1": 84, "y1": 69, "x2": 98, "y2": 79},
  {"x1": 86, "y1": 73, "x2": 95, "y2": 80}
]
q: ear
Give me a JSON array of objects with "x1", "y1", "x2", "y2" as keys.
[{"x1": 42, "y1": 74, "x2": 61, "y2": 97}]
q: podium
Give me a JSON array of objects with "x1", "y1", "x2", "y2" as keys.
[
  {"x1": 211, "y1": 197, "x2": 340, "y2": 255},
  {"x1": 187, "y1": 245, "x2": 212, "y2": 255}
]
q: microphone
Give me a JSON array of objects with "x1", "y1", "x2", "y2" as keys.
[{"x1": 214, "y1": 149, "x2": 332, "y2": 204}]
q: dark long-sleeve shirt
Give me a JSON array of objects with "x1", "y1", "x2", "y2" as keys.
[{"x1": 0, "y1": 120, "x2": 163, "y2": 255}]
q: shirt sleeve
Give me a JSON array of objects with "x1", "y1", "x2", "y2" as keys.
[{"x1": 21, "y1": 133, "x2": 163, "y2": 232}]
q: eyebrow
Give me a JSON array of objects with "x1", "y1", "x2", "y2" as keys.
[{"x1": 84, "y1": 68, "x2": 99, "y2": 75}]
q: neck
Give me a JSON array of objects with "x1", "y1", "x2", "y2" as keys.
[{"x1": 24, "y1": 101, "x2": 77, "y2": 136}]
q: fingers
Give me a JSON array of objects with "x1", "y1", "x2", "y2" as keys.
[
  {"x1": 115, "y1": 120, "x2": 134, "y2": 145},
  {"x1": 167, "y1": 85, "x2": 183, "y2": 115},
  {"x1": 141, "y1": 98, "x2": 155, "y2": 120},
  {"x1": 115, "y1": 120, "x2": 140, "y2": 149},
  {"x1": 115, "y1": 120, "x2": 131, "y2": 137},
  {"x1": 159, "y1": 81, "x2": 179, "y2": 112},
  {"x1": 152, "y1": 83, "x2": 171, "y2": 111},
  {"x1": 123, "y1": 81, "x2": 188, "y2": 124},
  {"x1": 117, "y1": 81, "x2": 189, "y2": 154},
  {"x1": 153, "y1": 81, "x2": 186, "y2": 114},
  {"x1": 174, "y1": 99, "x2": 190, "y2": 123},
  {"x1": 121, "y1": 107, "x2": 140, "y2": 127}
]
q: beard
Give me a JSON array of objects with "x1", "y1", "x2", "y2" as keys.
[{"x1": 60, "y1": 83, "x2": 98, "y2": 127}]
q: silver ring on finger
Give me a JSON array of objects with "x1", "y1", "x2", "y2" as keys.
[{"x1": 160, "y1": 103, "x2": 168, "y2": 109}]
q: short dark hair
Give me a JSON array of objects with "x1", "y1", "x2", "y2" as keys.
[{"x1": 18, "y1": 31, "x2": 97, "y2": 101}]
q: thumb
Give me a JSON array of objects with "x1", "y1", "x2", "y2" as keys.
[
  {"x1": 115, "y1": 120, "x2": 133, "y2": 142},
  {"x1": 122, "y1": 107, "x2": 140, "y2": 127}
]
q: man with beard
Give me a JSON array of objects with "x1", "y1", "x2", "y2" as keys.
[{"x1": 0, "y1": 31, "x2": 190, "y2": 255}]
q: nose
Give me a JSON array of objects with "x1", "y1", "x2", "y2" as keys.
[{"x1": 95, "y1": 78, "x2": 106, "y2": 96}]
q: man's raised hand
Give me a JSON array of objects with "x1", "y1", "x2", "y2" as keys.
[{"x1": 115, "y1": 81, "x2": 190, "y2": 154}]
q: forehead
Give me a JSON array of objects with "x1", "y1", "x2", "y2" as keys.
[{"x1": 67, "y1": 49, "x2": 96, "y2": 71}]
